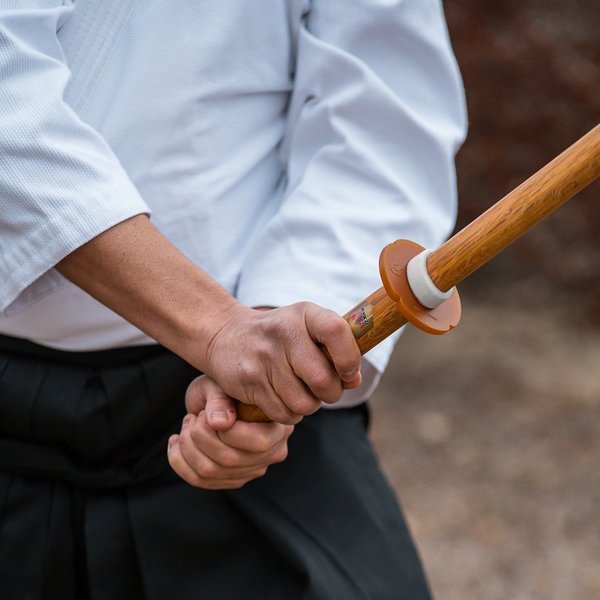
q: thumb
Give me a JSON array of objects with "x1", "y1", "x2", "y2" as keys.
[{"x1": 204, "y1": 382, "x2": 238, "y2": 432}]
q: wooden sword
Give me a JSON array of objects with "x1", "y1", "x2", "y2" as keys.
[{"x1": 237, "y1": 123, "x2": 600, "y2": 422}]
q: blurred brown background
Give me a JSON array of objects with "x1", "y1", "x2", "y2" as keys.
[{"x1": 370, "y1": 2, "x2": 600, "y2": 599}]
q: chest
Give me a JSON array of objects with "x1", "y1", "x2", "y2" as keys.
[{"x1": 58, "y1": 0, "x2": 310, "y2": 110}]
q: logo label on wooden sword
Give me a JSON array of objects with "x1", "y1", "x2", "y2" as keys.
[{"x1": 347, "y1": 302, "x2": 374, "y2": 338}]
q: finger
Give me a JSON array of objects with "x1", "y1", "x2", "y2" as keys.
[
  {"x1": 241, "y1": 378, "x2": 306, "y2": 425},
  {"x1": 234, "y1": 307, "x2": 330, "y2": 417},
  {"x1": 262, "y1": 304, "x2": 342, "y2": 406},
  {"x1": 167, "y1": 435, "x2": 252, "y2": 489},
  {"x1": 203, "y1": 381, "x2": 237, "y2": 431},
  {"x1": 283, "y1": 335, "x2": 343, "y2": 405},
  {"x1": 187, "y1": 413, "x2": 289, "y2": 469},
  {"x1": 184, "y1": 375, "x2": 209, "y2": 414},
  {"x1": 218, "y1": 421, "x2": 294, "y2": 454},
  {"x1": 167, "y1": 433, "x2": 207, "y2": 487},
  {"x1": 172, "y1": 418, "x2": 268, "y2": 486},
  {"x1": 342, "y1": 369, "x2": 362, "y2": 390},
  {"x1": 179, "y1": 413, "x2": 240, "y2": 471},
  {"x1": 267, "y1": 363, "x2": 325, "y2": 416},
  {"x1": 305, "y1": 304, "x2": 361, "y2": 385},
  {"x1": 293, "y1": 354, "x2": 342, "y2": 405}
]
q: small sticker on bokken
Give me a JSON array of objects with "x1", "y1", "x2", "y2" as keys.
[{"x1": 348, "y1": 303, "x2": 374, "y2": 337}]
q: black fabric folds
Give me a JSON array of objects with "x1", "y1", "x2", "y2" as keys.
[{"x1": 0, "y1": 335, "x2": 431, "y2": 599}]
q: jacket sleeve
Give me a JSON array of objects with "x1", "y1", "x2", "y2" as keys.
[
  {"x1": 236, "y1": 0, "x2": 467, "y2": 380},
  {"x1": 0, "y1": 0, "x2": 149, "y2": 312}
]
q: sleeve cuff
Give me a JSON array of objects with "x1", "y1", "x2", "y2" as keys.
[{"x1": 1, "y1": 195, "x2": 150, "y2": 312}]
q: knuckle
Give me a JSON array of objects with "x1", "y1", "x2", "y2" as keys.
[
  {"x1": 227, "y1": 481, "x2": 247, "y2": 490},
  {"x1": 287, "y1": 393, "x2": 319, "y2": 416},
  {"x1": 196, "y1": 461, "x2": 219, "y2": 480},
  {"x1": 251, "y1": 467, "x2": 268, "y2": 480},
  {"x1": 187, "y1": 476, "x2": 209, "y2": 489},
  {"x1": 285, "y1": 393, "x2": 313, "y2": 415},
  {"x1": 309, "y1": 368, "x2": 334, "y2": 393},
  {"x1": 208, "y1": 390, "x2": 231, "y2": 407},
  {"x1": 272, "y1": 445, "x2": 289, "y2": 464},
  {"x1": 278, "y1": 411, "x2": 303, "y2": 426},
  {"x1": 323, "y1": 311, "x2": 347, "y2": 335},
  {"x1": 300, "y1": 300, "x2": 320, "y2": 315},
  {"x1": 269, "y1": 318, "x2": 297, "y2": 343},
  {"x1": 216, "y1": 449, "x2": 239, "y2": 468},
  {"x1": 259, "y1": 396, "x2": 300, "y2": 425},
  {"x1": 247, "y1": 427, "x2": 270, "y2": 449},
  {"x1": 207, "y1": 388, "x2": 230, "y2": 407},
  {"x1": 166, "y1": 452, "x2": 179, "y2": 473},
  {"x1": 307, "y1": 371, "x2": 342, "y2": 405},
  {"x1": 187, "y1": 424, "x2": 203, "y2": 445},
  {"x1": 239, "y1": 359, "x2": 263, "y2": 386},
  {"x1": 253, "y1": 435, "x2": 272, "y2": 454},
  {"x1": 177, "y1": 427, "x2": 193, "y2": 452},
  {"x1": 322, "y1": 316, "x2": 346, "y2": 339}
]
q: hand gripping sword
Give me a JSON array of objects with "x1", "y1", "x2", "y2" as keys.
[{"x1": 238, "y1": 123, "x2": 600, "y2": 422}]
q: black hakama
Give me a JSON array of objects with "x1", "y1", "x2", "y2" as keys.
[{"x1": 0, "y1": 335, "x2": 431, "y2": 599}]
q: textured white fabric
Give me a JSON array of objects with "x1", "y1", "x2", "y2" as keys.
[{"x1": 0, "y1": 0, "x2": 466, "y2": 403}]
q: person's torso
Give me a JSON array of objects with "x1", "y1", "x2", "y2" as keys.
[{"x1": 0, "y1": 0, "x2": 307, "y2": 349}]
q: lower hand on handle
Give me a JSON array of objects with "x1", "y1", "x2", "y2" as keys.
[{"x1": 167, "y1": 375, "x2": 294, "y2": 489}]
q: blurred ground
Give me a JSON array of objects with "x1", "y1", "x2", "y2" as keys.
[
  {"x1": 371, "y1": 275, "x2": 600, "y2": 600},
  {"x1": 369, "y1": 2, "x2": 599, "y2": 599}
]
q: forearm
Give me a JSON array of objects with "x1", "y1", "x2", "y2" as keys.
[
  {"x1": 56, "y1": 215, "x2": 238, "y2": 371},
  {"x1": 57, "y1": 215, "x2": 361, "y2": 424}
]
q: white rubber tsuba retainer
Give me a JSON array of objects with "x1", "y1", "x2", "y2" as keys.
[{"x1": 406, "y1": 249, "x2": 455, "y2": 309}]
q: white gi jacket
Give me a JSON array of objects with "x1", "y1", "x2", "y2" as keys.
[{"x1": 0, "y1": 0, "x2": 467, "y2": 404}]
